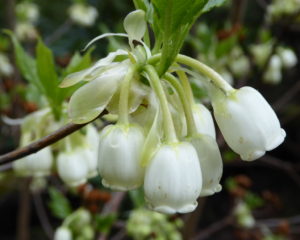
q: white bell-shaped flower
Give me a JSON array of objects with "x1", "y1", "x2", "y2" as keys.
[
  {"x1": 13, "y1": 147, "x2": 53, "y2": 177},
  {"x1": 190, "y1": 134, "x2": 223, "y2": 196},
  {"x1": 98, "y1": 124, "x2": 145, "y2": 191},
  {"x1": 192, "y1": 103, "x2": 216, "y2": 139},
  {"x1": 54, "y1": 226, "x2": 72, "y2": 240},
  {"x1": 278, "y1": 47, "x2": 297, "y2": 69},
  {"x1": 57, "y1": 149, "x2": 89, "y2": 187},
  {"x1": 212, "y1": 86, "x2": 286, "y2": 161},
  {"x1": 68, "y1": 3, "x2": 98, "y2": 27},
  {"x1": 144, "y1": 142, "x2": 202, "y2": 214},
  {"x1": 83, "y1": 125, "x2": 99, "y2": 177},
  {"x1": 263, "y1": 55, "x2": 282, "y2": 84}
]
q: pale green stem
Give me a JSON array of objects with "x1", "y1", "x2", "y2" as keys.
[
  {"x1": 147, "y1": 54, "x2": 234, "y2": 94},
  {"x1": 144, "y1": 65, "x2": 178, "y2": 143},
  {"x1": 164, "y1": 73, "x2": 197, "y2": 137},
  {"x1": 64, "y1": 137, "x2": 72, "y2": 153},
  {"x1": 176, "y1": 69, "x2": 195, "y2": 105},
  {"x1": 176, "y1": 54, "x2": 234, "y2": 93},
  {"x1": 118, "y1": 65, "x2": 136, "y2": 125}
]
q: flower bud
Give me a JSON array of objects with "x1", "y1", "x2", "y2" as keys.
[
  {"x1": 193, "y1": 103, "x2": 216, "y2": 139},
  {"x1": 57, "y1": 149, "x2": 89, "y2": 187},
  {"x1": 263, "y1": 55, "x2": 282, "y2": 84},
  {"x1": 0, "y1": 53, "x2": 13, "y2": 77},
  {"x1": 189, "y1": 134, "x2": 222, "y2": 196},
  {"x1": 278, "y1": 47, "x2": 297, "y2": 69},
  {"x1": 212, "y1": 86, "x2": 286, "y2": 161},
  {"x1": 234, "y1": 201, "x2": 255, "y2": 228},
  {"x1": 69, "y1": 3, "x2": 98, "y2": 27},
  {"x1": 98, "y1": 124, "x2": 145, "y2": 191},
  {"x1": 54, "y1": 227, "x2": 72, "y2": 240},
  {"x1": 144, "y1": 142, "x2": 202, "y2": 214}
]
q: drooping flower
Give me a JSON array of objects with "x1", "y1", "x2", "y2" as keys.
[
  {"x1": 212, "y1": 86, "x2": 286, "y2": 161},
  {"x1": 144, "y1": 142, "x2": 202, "y2": 214},
  {"x1": 82, "y1": 125, "x2": 99, "y2": 178},
  {"x1": 68, "y1": 3, "x2": 98, "y2": 27},
  {"x1": 13, "y1": 147, "x2": 53, "y2": 177},
  {"x1": 192, "y1": 103, "x2": 216, "y2": 139},
  {"x1": 57, "y1": 149, "x2": 89, "y2": 187},
  {"x1": 189, "y1": 134, "x2": 222, "y2": 196},
  {"x1": 0, "y1": 53, "x2": 13, "y2": 77},
  {"x1": 98, "y1": 124, "x2": 145, "y2": 191},
  {"x1": 16, "y1": 2, "x2": 39, "y2": 23},
  {"x1": 263, "y1": 55, "x2": 282, "y2": 84},
  {"x1": 54, "y1": 227, "x2": 72, "y2": 240},
  {"x1": 278, "y1": 47, "x2": 297, "y2": 69},
  {"x1": 234, "y1": 201, "x2": 255, "y2": 228}
]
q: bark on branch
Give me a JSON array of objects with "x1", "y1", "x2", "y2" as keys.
[{"x1": 0, "y1": 114, "x2": 109, "y2": 165}]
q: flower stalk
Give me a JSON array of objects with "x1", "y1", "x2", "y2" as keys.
[
  {"x1": 144, "y1": 65, "x2": 177, "y2": 143},
  {"x1": 118, "y1": 65, "x2": 137, "y2": 125}
]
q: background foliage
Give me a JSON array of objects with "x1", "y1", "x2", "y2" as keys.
[{"x1": 0, "y1": 0, "x2": 300, "y2": 239}]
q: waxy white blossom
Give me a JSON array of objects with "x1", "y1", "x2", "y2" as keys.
[
  {"x1": 69, "y1": 3, "x2": 98, "y2": 27},
  {"x1": 192, "y1": 103, "x2": 216, "y2": 139},
  {"x1": 98, "y1": 124, "x2": 145, "y2": 191},
  {"x1": 263, "y1": 55, "x2": 282, "y2": 84},
  {"x1": 278, "y1": 48, "x2": 297, "y2": 69},
  {"x1": 54, "y1": 227, "x2": 72, "y2": 240},
  {"x1": 212, "y1": 86, "x2": 286, "y2": 161},
  {"x1": 16, "y1": 2, "x2": 39, "y2": 23},
  {"x1": 83, "y1": 125, "x2": 100, "y2": 177},
  {"x1": 0, "y1": 53, "x2": 13, "y2": 77},
  {"x1": 190, "y1": 134, "x2": 223, "y2": 196},
  {"x1": 13, "y1": 147, "x2": 53, "y2": 177},
  {"x1": 57, "y1": 149, "x2": 89, "y2": 187},
  {"x1": 66, "y1": 60, "x2": 130, "y2": 123},
  {"x1": 144, "y1": 142, "x2": 202, "y2": 214}
]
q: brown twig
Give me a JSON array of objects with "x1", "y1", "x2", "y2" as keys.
[
  {"x1": 191, "y1": 215, "x2": 234, "y2": 240},
  {"x1": 0, "y1": 114, "x2": 109, "y2": 165},
  {"x1": 225, "y1": 155, "x2": 300, "y2": 189},
  {"x1": 33, "y1": 191, "x2": 53, "y2": 239},
  {"x1": 0, "y1": 122, "x2": 87, "y2": 165},
  {"x1": 256, "y1": 215, "x2": 300, "y2": 228},
  {"x1": 17, "y1": 178, "x2": 31, "y2": 240},
  {"x1": 98, "y1": 192, "x2": 126, "y2": 240},
  {"x1": 272, "y1": 80, "x2": 300, "y2": 111}
]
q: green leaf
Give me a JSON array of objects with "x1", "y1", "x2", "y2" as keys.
[
  {"x1": 4, "y1": 30, "x2": 41, "y2": 91},
  {"x1": 133, "y1": 0, "x2": 154, "y2": 24},
  {"x1": 203, "y1": 0, "x2": 227, "y2": 13},
  {"x1": 244, "y1": 192, "x2": 265, "y2": 209},
  {"x1": 151, "y1": 0, "x2": 210, "y2": 74},
  {"x1": 95, "y1": 214, "x2": 117, "y2": 234},
  {"x1": 150, "y1": 0, "x2": 227, "y2": 74},
  {"x1": 57, "y1": 49, "x2": 93, "y2": 102},
  {"x1": 129, "y1": 189, "x2": 145, "y2": 208},
  {"x1": 36, "y1": 39, "x2": 60, "y2": 117},
  {"x1": 62, "y1": 49, "x2": 93, "y2": 79},
  {"x1": 48, "y1": 187, "x2": 72, "y2": 219}
]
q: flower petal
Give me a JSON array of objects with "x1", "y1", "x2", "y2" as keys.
[
  {"x1": 68, "y1": 63, "x2": 128, "y2": 123},
  {"x1": 60, "y1": 49, "x2": 128, "y2": 88},
  {"x1": 83, "y1": 33, "x2": 128, "y2": 51},
  {"x1": 123, "y1": 10, "x2": 146, "y2": 47}
]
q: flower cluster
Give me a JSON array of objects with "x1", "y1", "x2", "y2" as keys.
[
  {"x1": 59, "y1": 10, "x2": 285, "y2": 214},
  {"x1": 13, "y1": 108, "x2": 100, "y2": 187},
  {"x1": 54, "y1": 208, "x2": 94, "y2": 240},
  {"x1": 251, "y1": 43, "x2": 298, "y2": 84},
  {"x1": 15, "y1": 2, "x2": 39, "y2": 41},
  {"x1": 266, "y1": 0, "x2": 300, "y2": 22}
]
